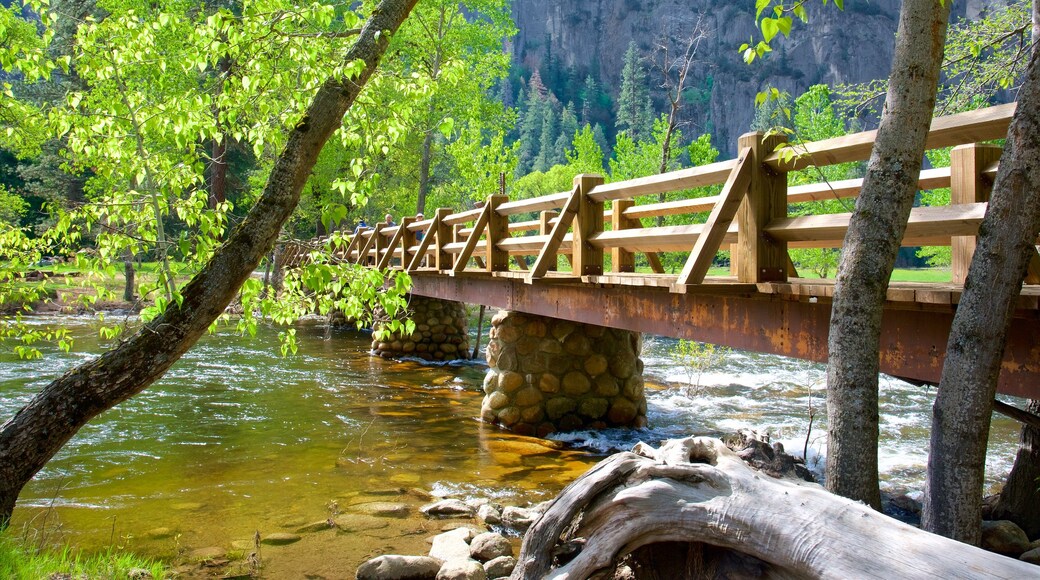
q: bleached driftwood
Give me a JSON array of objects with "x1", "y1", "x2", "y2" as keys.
[{"x1": 510, "y1": 437, "x2": 1037, "y2": 579}]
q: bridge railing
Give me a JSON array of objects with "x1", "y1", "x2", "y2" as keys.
[{"x1": 337, "y1": 102, "x2": 1040, "y2": 292}]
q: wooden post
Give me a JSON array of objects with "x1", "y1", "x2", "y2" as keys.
[
  {"x1": 399, "y1": 216, "x2": 417, "y2": 269},
  {"x1": 539, "y1": 210, "x2": 558, "y2": 272},
  {"x1": 950, "y1": 143, "x2": 1002, "y2": 284},
  {"x1": 373, "y1": 223, "x2": 387, "y2": 267},
  {"x1": 573, "y1": 174, "x2": 605, "y2": 276},
  {"x1": 434, "y1": 208, "x2": 452, "y2": 270},
  {"x1": 611, "y1": 199, "x2": 636, "y2": 273},
  {"x1": 736, "y1": 132, "x2": 787, "y2": 283},
  {"x1": 486, "y1": 194, "x2": 509, "y2": 272}
]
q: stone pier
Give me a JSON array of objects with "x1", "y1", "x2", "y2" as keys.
[
  {"x1": 372, "y1": 296, "x2": 470, "y2": 361},
  {"x1": 481, "y1": 310, "x2": 648, "y2": 436}
]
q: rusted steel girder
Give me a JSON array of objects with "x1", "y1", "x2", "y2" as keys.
[{"x1": 409, "y1": 273, "x2": 1040, "y2": 399}]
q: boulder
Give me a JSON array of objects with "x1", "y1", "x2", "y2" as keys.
[
  {"x1": 483, "y1": 556, "x2": 516, "y2": 578},
  {"x1": 436, "y1": 560, "x2": 487, "y2": 580},
  {"x1": 476, "y1": 504, "x2": 502, "y2": 526},
  {"x1": 469, "y1": 532, "x2": 512, "y2": 562},
  {"x1": 500, "y1": 506, "x2": 537, "y2": 532},
  {"x1": 357, "y1": 555, "x2": 444, "y2": 580},
  {"x1": 981, "y1": 520, "x2": 1031, "y2": 556},
  {"x1": 1021, "y1": 548, "x2": 1040, "y2": 565},
  {"x1": 429, "y1": 528, "x2": 475, "y2": 562},
  {"x1": 421, "y1": 499, "x2": 476, "y2": 518}
]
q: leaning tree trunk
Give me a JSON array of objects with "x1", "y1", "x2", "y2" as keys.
[
  {"x1": 0, "y1": 0, "x2": 419, "y2": 527},
  {"x1": 825, "y1": 0, "x2": 950, "y2": 509},
  {"x1": 925, "y1": 41, "x2": 1040, "y2": 543},
  {"x1": 510, "y1": 437, "x2": 1037, "y2": 580}
]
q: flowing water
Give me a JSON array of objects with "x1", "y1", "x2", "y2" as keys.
[{"x1": 0, "y1": 316, "x2": 1023, "y2": 577}]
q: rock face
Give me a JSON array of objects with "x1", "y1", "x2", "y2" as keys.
[
  {"x1": 373, "y1": 296, "x2": 470, "y2": 361},
  {"x1": 508, "y1": 0, "x2": 987, "y2": 156},
  {"x1": 482, "y1": 310, "x2": 647, "y2": 434}
]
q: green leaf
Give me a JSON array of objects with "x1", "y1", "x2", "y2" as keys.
[{"x1": 761, "y1": 18, "x2": 779, "y2": 43}]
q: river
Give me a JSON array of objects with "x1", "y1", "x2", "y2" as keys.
[{"x1": 0, "y1": 315, "x2": 1023, "y2": 577}]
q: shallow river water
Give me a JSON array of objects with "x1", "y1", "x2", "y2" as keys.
[{"x1": 0, "y1": 315, "x2": 1023, "y2": 577}]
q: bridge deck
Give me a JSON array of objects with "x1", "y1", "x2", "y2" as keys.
[{"x1": 408, "y1": 270, "x2": 1040, "y2": 400}]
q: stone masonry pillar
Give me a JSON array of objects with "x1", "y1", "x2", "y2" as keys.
[
  {"x1": 481, "y1": 310, "x2": 648, "y2": 436},
  {"x1": 372, "y1": 296, "x2": 470, "y2": 361}
]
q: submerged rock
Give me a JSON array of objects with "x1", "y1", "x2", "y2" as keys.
[
  {"x1": 334, "y1": 514, "x2": 391, "y2": 532},
  {"x1": 356, "y1": 501, "x2": 410, "y2": 518},
  {"x1": 188, "y1": 546, "x2": 227, "y2": 561},
  {"x1": 421, "y1": 499, "x2": 476, "y2": 518},
  {"x1": 295, "y1": 519, "x2": 336, "y2": 534},
  {"x1": 356, "y1": 555, "x2": 443, "y2": 580},
  {"x1": 261, "y1": 532, "x2": 302, "y2": 546}
]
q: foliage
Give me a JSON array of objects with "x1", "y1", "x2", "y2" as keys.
[
  {"x1": 566, "y1": 123, "x2": 605, "y2": 175},
  {"x1": 836, "y1": 1, "x2": 1031, "y2": 118},
  {"x1": 671, "y1": 339, "x2": 729, "y2": 389},
  {"x1": 754, "y1": 85, "x2": 860, "y2": 277},
  {"x1": 0, "y1": 532, "x2": 166, "y2": 580},
  {"x1": 0, "y1": 185, "x2": 27, "y2": 227},
  {"x1": 740, "y1": 0, "x2": 844, "y2": 65},
  {"x1": 0, "y1": 0, "x2": 420, "y2": 356}
]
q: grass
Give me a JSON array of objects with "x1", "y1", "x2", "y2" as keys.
[{"x1": 0, "y1": 532, "x2": 167, "y2": 579}]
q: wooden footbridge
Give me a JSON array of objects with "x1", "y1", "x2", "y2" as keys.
[{"x1": 292, "y1": 103, "x2": 1040, "y2": 399}]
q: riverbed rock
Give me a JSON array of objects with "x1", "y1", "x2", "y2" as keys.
[
  {"x1": 144, "y1": 527, "x2": 176, "y2": 540},
  {"x1": 334, "y1": 514, "x2": 391, "y2": 532},
  {"x1": 469, "y1": 532, "x2": 512, "y2": 562},
  {"x1": 476, "y1": 504, "x2": 502, "y2": 526},
  {"x1": 499, "y1": 506, "x2": 537, "y2": 532},
  {"x1": 1021, "y1": 548, "x2": 1040, "y2": 565},
  {"x1": 483, "y1": 556, "x2": 516, "y2": 578},
  {"x1": 356, "y1": 501, "x2": 410, "y2": 517},
  {"x1": 261, "y1": 532, "x2": 301, "y2": 546},
  {"x1": 981, "y1": 520, "x2": 1031, "y2": 556},
  {"x1": 356, "y1": 555, "x2": 444, "y2": 580},
  {"x1": 422, "y1": 499, "x2": 476, "y2": 518},
  {"x1": 429, "y1": 528, "x2": 475, "y2": 562},
  {"x1": 188, "y1": 546, "x2": 227, "y2": 561},
  {"x1": 436, "y1": 560, "x2": 487, "y2": 580},
  {"x1": 295, "y1": 519, "x2": 336, "y2": 534}
]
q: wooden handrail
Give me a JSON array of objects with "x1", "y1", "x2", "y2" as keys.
[
  {"x1": 320, "y1": 102, "x2": 1027, "y2": 290},
  {"x1": 764, "y1": 102, "x2": 1015, "y2": 172},
  {"x1": 587, "y1": 159, "x2": 735, "y2": 203}
]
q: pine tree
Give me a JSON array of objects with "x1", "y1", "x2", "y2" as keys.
[
  {"x1": 581, "y1": 74, "x2": 598, "y2": 125},
  {"x1": 516, "y1": 85, "x2": 545, "y2": 176},
  {"x1": 534, "y1": 105, "x2": 558, "y2": 172},
  {"x1": 616, "y1": 41, "x2": 653, "y2": 141},
  {"x1": 554, "y1": 102, "x2": 579, "y2": 165}
]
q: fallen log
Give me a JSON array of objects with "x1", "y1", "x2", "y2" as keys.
[{"x1": 510, "y1": 437, "x2": 1036, "y2": 579}]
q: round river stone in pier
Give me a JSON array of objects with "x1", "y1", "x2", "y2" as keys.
[
  {"x1": 372, "y1": 296, "x2": 470, "y2": 361},
  {"x1": 481, "y1": 310, "x2": 648, "y2": 436}
]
